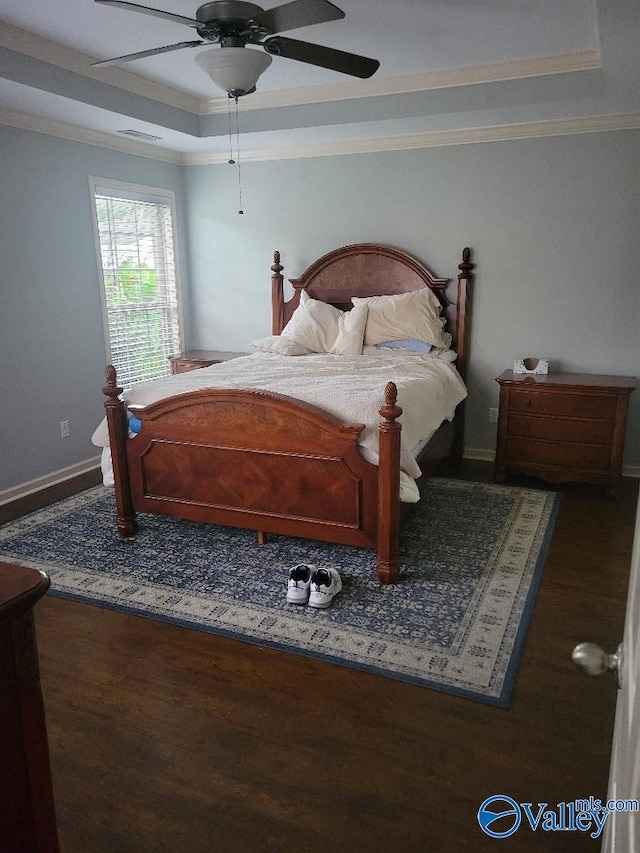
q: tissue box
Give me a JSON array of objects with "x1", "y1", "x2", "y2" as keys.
[{"x1": 513, "y1": 357, "x2": 549, "y2": 375}]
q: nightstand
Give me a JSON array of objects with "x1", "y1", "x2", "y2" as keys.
[
  {"x1": 168, "y1": 349, "x2": 249, "y2": 374},
  {"x1": 494, "y1": 370, "x2": 635, "y2": 498}
]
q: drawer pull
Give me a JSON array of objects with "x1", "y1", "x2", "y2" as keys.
[{"x1": 522, "y1": 399, "x2": 531, "y2": 407}]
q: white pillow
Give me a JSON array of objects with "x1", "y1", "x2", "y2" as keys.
[
  {"x1": 281, "y1": 290, "x2": 368, "y2": 355},
  {"x1": 353, "y1": 287, "x2": 451, "y2": 350},
  {"x1": 251, "y1": 335, "x2": 311, "y2": 356}
]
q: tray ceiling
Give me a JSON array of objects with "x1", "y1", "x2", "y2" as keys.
[{"x1": 0, "y1": 0, "x2": 638, "y2": 161}]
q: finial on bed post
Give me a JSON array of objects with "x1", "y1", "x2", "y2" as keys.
[
  {"x1": 380, "y1": 382, "x2": 402, "y2": 422},
  {"x1": 102, "y1": 365, "x2": 137, "y2": 538},
  {"x1": 377, "y1": 382, "x2": 402, "y2": 584},
  {"x1": 102, "y1": 364, "x2": 122, "y2": 401},
  {"x1": 458, "y1": 247, "x2": 472, "y2": 278},
  {"x1": 271, "y1": 250, "x2": 285, "y2": 335},
  {"x1": 452, "y1": 247, "x2": 474, "y2": 460}
]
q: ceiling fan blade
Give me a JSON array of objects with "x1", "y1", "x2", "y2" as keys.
[
  {"x1": 263, "y1": 36, "x2": 379, "y2": 78},
  {"x1": 251, "y1": 0, "x2": 344, "y2": 35},
  {"x1": 91, "y1": 40, "x2": 203, "y2": 67},
  {"x1": 94, "y1": 0, "x2": 200, "y2": 28}
]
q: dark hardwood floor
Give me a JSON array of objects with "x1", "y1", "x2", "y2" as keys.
[{"x1": 11, "y1": 462, "x2": 639, "y2": 852}]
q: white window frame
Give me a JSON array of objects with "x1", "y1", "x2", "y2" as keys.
[{"x1": 89, "y1": 176, "x2": 185, "y2": 389}]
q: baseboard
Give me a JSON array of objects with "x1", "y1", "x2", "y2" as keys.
[
  {"x1": 463, "y1": 447, "x2": 639, "y2": 479},
  {"x1": 0, "y1": 457, "x2": 102, "y2": 506}
]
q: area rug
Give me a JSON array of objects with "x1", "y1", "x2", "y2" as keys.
[{"x1": 0, "y1": 478, "x2": 558, "y2": 707}]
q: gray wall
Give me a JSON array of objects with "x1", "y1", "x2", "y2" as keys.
[
  {"x1": 2, "y1": 124, "x2": 639, "y2": 493},
  {"x1": 184, "y1": 129, "x2": 640, "y2": 466},
  {"x1": 0, "y1": 125, "x2": 189, "y2": 492}
]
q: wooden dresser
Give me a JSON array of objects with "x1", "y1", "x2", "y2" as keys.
[
  {"x1": 168, "y1": 350, "x2": 250, "y2": 374},
  {"x1": 1, "y1": 562, "x2": 59, "y2": 852},
  {"x1": 495, "y1": 370, "x2": 635, "y2": 497}
]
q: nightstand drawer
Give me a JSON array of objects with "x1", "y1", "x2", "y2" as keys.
[
  {"x1": 506, "y1": 438, "x2": 611, "y2": 471},
  {"x1": 509, "y1": 390, "x2": 617, "y2": 420},
  {"x1": 508, "y1": 414, "x2": 615, "y2": 445}
]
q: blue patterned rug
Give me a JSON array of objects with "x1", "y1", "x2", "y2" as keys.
[{"x1": 0, "y1": 478, "x2": 558, "y2": 707}]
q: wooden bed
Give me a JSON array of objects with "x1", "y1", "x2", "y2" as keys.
[{"x1": 102, "y1": 243, "x2": 474, "y2": 584}]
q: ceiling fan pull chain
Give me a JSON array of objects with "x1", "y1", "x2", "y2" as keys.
[
  {"x1": 227, "y1": 95, "x2": 235, "y2": 164},
  {"x1": 235, "y1": 96, "x2": 244, "y2": 215}
]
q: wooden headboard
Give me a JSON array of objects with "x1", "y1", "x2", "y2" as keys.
[{"x1": 270, "y1": 243, "x2": 474, "y2": 381}]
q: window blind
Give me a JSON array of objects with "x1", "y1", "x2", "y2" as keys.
[{"x1": 94, "y1": 191, "x2": 181, "y2": 390}]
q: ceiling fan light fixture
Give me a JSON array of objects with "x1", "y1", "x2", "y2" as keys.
[{"x1": 195, "y1": 46, "x2": 272, "y2": 97}]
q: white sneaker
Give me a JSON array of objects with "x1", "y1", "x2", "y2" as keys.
[
  {"x1": 308, "y1": 567, "x2": 342, "y2": 609},
  {"x1": 286, "y1": 564, "x2": 313, "y2": 604}
]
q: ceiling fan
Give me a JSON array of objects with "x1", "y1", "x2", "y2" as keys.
[{"x1": 92, "y1": 0, "x2": 380, "y2": 97}]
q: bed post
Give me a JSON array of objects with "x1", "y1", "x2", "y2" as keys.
[
  {"x1": 102, "y1": 366, "x2": 137, "y2": 537},
  {"x1": 451, "y1": 247, "x2": 474, "y2": 459},
  {"x1": 377, "y1": 382, "x2": 402, "y2": 584},
  {"x1": 271, "y1": 250, "x2": 285, "y2": 335}
]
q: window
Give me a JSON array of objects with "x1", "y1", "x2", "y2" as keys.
[{"x1": 91, "y1": 178, "x2": 183, "y2": 390}]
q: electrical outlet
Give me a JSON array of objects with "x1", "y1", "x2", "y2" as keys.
[
  {"x1": 60, "y1": 419, "x2": 70, "y2": 438},
  {"x1": 488, "y1": 408, "x2": 499, "y2": 424}
]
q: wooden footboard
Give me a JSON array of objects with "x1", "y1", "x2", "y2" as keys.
[{"x1": 103, "y1": 368, "x2": 403, "y2": 583}]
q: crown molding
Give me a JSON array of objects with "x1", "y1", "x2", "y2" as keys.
[
  {"x1": 0, "y1": 20, "x2": 200, "y2": 113},
  {"x1": 0, "y1": 20, "x2": 601, "y2": 120},
  {"x1": 181, "y1": 113, "x2": 640, "y2": 165},
  {"x1": 201, "y1": 48, "x2": 602, "y2": 115},
  {"x1": 1, "y1": 106, "x2": 638, "y2": 166},
  {"x1": 0, "y1": 105, "x2": 182, "y2": 163}
]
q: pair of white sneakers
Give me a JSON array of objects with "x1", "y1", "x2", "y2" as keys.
[{"x1": 286, "y1": 564, "x2": 342, "y2": 609}]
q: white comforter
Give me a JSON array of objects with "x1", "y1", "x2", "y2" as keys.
[{"x1": 93, "y1": 351, "x2": 467, "y2": 498}]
